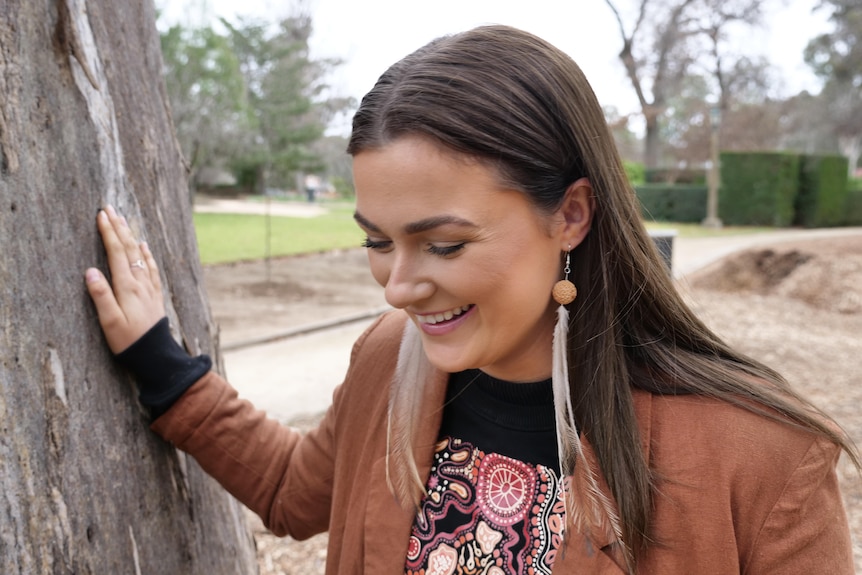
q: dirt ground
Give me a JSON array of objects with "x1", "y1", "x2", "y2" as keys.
[
  {"x1": 203, "y1": 235, "x2": 862, "y2": 574},
  {"x1": 204, "y1": 249, "x2": 388, "y2": 349}
]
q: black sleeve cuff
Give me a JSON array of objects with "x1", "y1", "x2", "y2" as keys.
[{"x1": 116, "y1": 317, "x2": 212, "y2": 415}]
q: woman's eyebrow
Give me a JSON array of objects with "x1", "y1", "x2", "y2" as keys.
[
  {"x1": 353, "y1": 211, "x2": 478, "y2": 235},
  {"x1": 353, "y1": 211, "x2": 381, "y2": 232}
]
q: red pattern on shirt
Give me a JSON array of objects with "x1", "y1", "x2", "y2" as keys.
[{"x1": 405, "y1": 437, "x2": 565, "y2": 575}]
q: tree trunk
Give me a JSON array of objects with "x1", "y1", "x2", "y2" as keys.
[
  {"x1": 838, "y1": 136, "x2": 861, "y2": 179},
  {"x1": 643, "y1": 113, "x2": 661, "y2": 171},
  {"x1": 0, "y1": 1, "x2": 257, "y2": 573}
]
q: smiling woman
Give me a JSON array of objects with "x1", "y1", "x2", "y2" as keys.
[{"x1": 85, "y1": 24, "x2": 857, "y2": 575}]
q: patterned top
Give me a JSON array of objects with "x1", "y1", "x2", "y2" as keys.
[{"x1": 404, "y1": 370, "x2": 564, "y2": 575}]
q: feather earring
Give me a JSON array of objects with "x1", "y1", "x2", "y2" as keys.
[
  {"x1": 551, "y1": 247, "x2": 578, "y2": 499},
  {"x1": 551, "y1": 248, "x2": 624, "y2": 548}
]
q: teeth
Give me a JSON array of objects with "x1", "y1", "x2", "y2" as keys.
[{"x1": 417, "y1": 305, "x2": 470, "y2": 325}]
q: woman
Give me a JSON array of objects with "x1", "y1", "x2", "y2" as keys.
[{"x1": 85, "y1": 25, "x2": 857, "y2": 574}]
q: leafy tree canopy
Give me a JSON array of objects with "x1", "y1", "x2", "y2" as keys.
[
  {"x1": 804, "y1": 0, "x2": 862, "y2": 170},
  {"x1": 159, "y1": 10, "x2": 354, "y2": 193}
]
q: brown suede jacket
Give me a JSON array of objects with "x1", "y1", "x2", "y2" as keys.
[{"x1": 152, "y1": 311, "x2": 854, "y2": 574}]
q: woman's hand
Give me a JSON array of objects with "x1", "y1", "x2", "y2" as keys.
[{"x1": 85, "y1": 206, "x2": 166, "y2": 354}]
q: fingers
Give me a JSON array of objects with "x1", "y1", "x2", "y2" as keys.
[
  {"x1": 98, "y1": 207, "x2": 144, "y2": 284},
  {"x1": 85, "y1": 267, "x2": 129, "y2": 353},
  {"x1": 108, "y1": 205, "x2": 144, "y2": 265},
  {"x1": 88, "y1": 206, "x2": 167, "y2": 354}
]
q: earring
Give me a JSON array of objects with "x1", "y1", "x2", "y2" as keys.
[
  {"x1": 552, "y1": 249, "x2": 577, "y2": 305},
  {"x1": 549, "y1": 247, "x2": 619, "y2": 549},
  {"x1": 551, "y1": 248, "x2": 577, "y2": 536}
]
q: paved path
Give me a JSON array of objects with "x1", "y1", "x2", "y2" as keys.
[
  {"x1": 222, "y1": 226, "x2": 862, "y2": 423},
  {"x1": 195, "y1": 196, "x2": 327, "y2": 218}
]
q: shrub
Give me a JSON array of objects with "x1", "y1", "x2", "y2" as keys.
[
  {"x1": 624, "y1": 161, "x2": 646, "y2": 186},
  {"x1": 844, "y1": 188, "x2": 862, "y2": 225},
  {"x1": 635, "y1": 184, "x2": 707, "y2": 222},
  {"x1": 719, "y1": 152, "x2": 799, "y2": 226},
  {"x1": 330, "y1": 176, "x2": 355, "y2": 198},
  {"x1": 644, "y1": 167, "x2": 706, "y2": 185},
  {"x1": 795, "y1": 155, "x2": 848, "y2": 228}
]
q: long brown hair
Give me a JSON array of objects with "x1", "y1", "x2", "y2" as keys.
[{"x1": 347, "y1": 24, "x2": 859, "y2": 569}]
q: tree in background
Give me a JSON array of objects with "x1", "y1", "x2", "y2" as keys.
[
  {"x1": 604, "y1": 0, "x2": 769, "y2": 169},
  {"x1": 662, "y1": 56, "x2": 786, "y2": 170},
  {"x1": 159, "y1": 8, "x2": 354, "y2": 196},
  {"x1": 660, "y1": 74, "x2": 712, "y2": 172},
  {"x1": 605, "y1": 0, "x2": 697, "y2": 169},
  {"x1": 805, "y1": 0, "x2": 862, "y2": 176},
  {"x1": 779, "y1": 90, "x2": 842, "y2": 155},
  {"x1": 603, "y1": 105, "x2": 643, "y2": 164},
  {"x1": 225, "y1": 13, "x2": 349, "y2": 193},
  {"x1": 312, "y1": 135, "x2": 355, "y2": 197},
  {"x1": 694, "y1": 0, "x2": 767, "y2": 112},
  {"x1": 160, "y1": 22, "x2": 252, "y2": 193},
  {"x1": 0, "y1": 1, "x2": 256, "y2": 572}
]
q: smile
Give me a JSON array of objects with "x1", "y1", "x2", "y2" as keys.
[{"x1": 416, "y1": 305, "x2": 472, "y2": 325}]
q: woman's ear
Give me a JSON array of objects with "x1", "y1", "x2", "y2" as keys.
[{"x1": 556, "y1": 177, "x2": 594, "y2": 249}]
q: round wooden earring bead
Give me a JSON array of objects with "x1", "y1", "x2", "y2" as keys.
[{"x1": 552, "y1": 279, "x2": 577, "y2": 305}]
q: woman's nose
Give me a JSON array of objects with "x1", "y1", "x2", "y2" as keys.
[{"x1": 384, "y1": 254, "x2": 435, "y2": 309}]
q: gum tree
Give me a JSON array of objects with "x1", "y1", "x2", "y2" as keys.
[
  {"x1": 604, "y1": 0, "x2": 768, "y2": 169},
  {"x1": 0, "y1": 1, "x2": 256, "y2": 572}
]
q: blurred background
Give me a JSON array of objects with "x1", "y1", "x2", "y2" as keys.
[{"x1": 154, "y1": 0, "x2": 862, "y2": 233}]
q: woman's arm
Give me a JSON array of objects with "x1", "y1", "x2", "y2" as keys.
[
  {"x1": 83, "y1": 206, "x2": 336, "y2": 537},
  {"x1": 745, "y1": 436, "x2": 854, "y2": 574}
]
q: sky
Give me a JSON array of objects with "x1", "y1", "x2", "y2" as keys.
[{"x1": 158, "y1": 0, "x2": 833, "y2": 136}]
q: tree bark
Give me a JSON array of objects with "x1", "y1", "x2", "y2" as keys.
[{"x1": 0, "y1": 1, "x2": 257, "y2": 573}]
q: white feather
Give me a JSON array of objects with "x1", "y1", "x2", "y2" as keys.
[{"x1": 552, "y1": 304, "x2": 625, "y2": 547}]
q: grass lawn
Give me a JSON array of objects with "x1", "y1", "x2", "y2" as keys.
[
  {"x1": 644, "y1": 220, "x2": 774, "y2": 237},
  {"x1": 194, "y1": 204, "x2": 365, "y2": 265},
  {"x1": 193, "y1": 201, "x2": 777, "y2": 265}
]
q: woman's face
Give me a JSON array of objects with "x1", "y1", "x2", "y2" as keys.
[{"x1": 352, "y1": 136, "x2": 590, "y2": 382}]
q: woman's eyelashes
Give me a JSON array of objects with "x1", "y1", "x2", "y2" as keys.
[
  {"x1": 361, "y1": 237, "x2": 392, "y2": 251},
  {"x1": 426, "y1": 243, "x2": 466, "y2": 257},
  {"x1": 361, "y1": 237, "x2": 466, "y2": 257}
]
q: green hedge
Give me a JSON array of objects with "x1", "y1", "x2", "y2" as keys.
[
  {"x1": 633, "y1": 154, "x2": 858, "y2": 227},
  {"x1": 645, "y1": 168, "x2": 706, "y2": 185},
  {"x1": 844, "y1": 188, "x2": 862, "y2": 225},
  {"x1": 795, "y1": 155, "x2": 849, "y2": 227},
  {"x1": 624, "y1": 161, "x2": 646, "y2": 185},
  {"x1": 719, "y1": 152, "x2": 800, "y2": 226},
  {"x1": 635, "y1": 184, "x2": 707, "y2": 222}
]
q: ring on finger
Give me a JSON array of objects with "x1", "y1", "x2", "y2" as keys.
[{"x1": 130, "y1": 259, "x2": 146, "y2": 270}]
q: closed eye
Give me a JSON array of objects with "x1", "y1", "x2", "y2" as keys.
[
  {"x1": 361, "y1": 237, "x2": 393, "y2": 252},
  {"x1": 427, "y1": 243, "x2": 466, "y2": 257}
]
